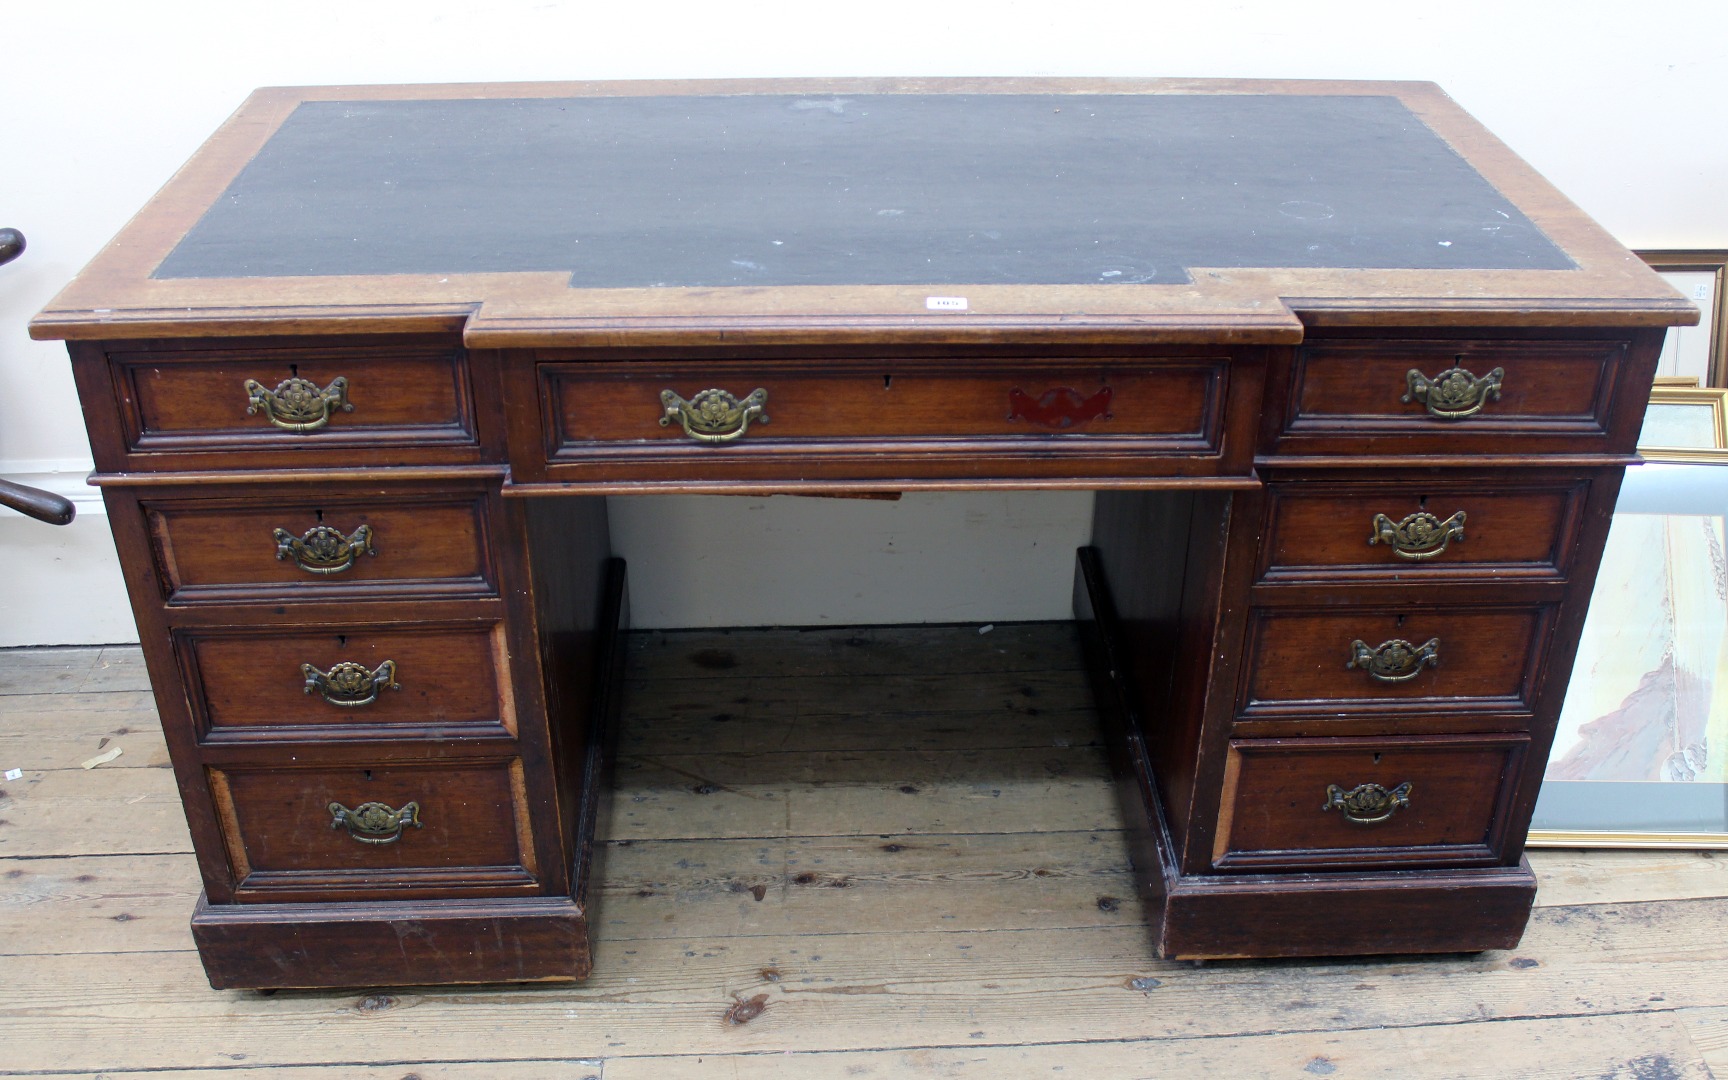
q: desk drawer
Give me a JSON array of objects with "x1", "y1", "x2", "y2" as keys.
[
  {"x1": 1238, "y1": 604, "x2": 1555, "y2": 719},
  {"x1": 209, "y1": 759, "x2": 539, "y2": 898},
  {"x1": 541, "y1": 358, "x2": 1228, "y2": 461},
  {"x1": 1213, "y1": 734, "x2": 1527, "y2": 870},
  {"x1": 1257, "y1": 475, "x2": 1591, "y2": 584},
  {"x1": 101, "y1": 342, "x2": 479, "y2": 466},
  {"x1": 1275, "y1": 337, "x2": 1636, "y2": 454},
  {"x1": 145, "y1": 491, "x2": 498, "y2": 604},
  {"x1": 178, "y1": 623, "x2": 516, "y2": 742}
]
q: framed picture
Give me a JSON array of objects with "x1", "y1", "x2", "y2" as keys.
[
  {"x1": 1531, "y1": 462, "x2": 1728, "y2": 847},
  {"x1": 1638, "y1": 250, "x2": 1728, "y2": 387},
  {"x1": 1638, "y1": 385, "x2": 1728, "y2": 462}
]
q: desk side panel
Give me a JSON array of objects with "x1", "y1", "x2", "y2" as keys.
[
  {"x1": 1088, "y1": 488, "x2": 1240, "y2": 866},
  {"x1": 513, "y1": 495, "x2": 618, "y2": 899}
]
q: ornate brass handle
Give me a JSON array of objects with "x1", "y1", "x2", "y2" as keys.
[
  {"x1": 329, "y1": 800, "x2": 422, "y2": 844},
  {"x1": 1323, "y1": 781, "x2": 1412, "y2": 825},
  {"x1": 1347, "y1": 638, "x2": 1440, "y2": 683},
  {"x1": 1369, "y1": 511, "x2": 1466, "y2": 560},
  {"x1": 244, "y1": 376, "x2": 352, "y2": 432},
  {"x1": 274, "y1": 524, "x2": 375, "y2": 575},
  {"x1": 301, "y1": 659, "x2": 399, "y2": 707},
  {"x1": 1403, "y1": 366, "x2": 1504, "y2": 419},
  {"x1": 660, "y1": 387, "x2": 769, "y2": 443}
]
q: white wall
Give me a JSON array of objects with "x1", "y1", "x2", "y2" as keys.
[{"x1": 4, "y1": 1, "x2": 1725, "y2": 641}]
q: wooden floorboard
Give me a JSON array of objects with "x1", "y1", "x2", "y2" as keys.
[{"x1": 0, "y1": 627, "x2": 1719, "y2": 1078}]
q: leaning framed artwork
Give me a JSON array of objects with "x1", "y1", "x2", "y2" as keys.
[
  {"x1": 1530, "y1": 461, "x2": 1728, "y2": 847},
  {"x1": 1638, "y1": 385, "x2": 1728, "y2": 461},
  {"x1": 1532, "y1": 265, "x2": 1728, "y2": 847},
  {"x1": 1639, "y1": 250, "x2": 1728, "y2": 386}
]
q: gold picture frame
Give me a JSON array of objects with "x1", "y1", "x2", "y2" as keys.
[
  {"x1": 1638, "y1": 385, "x2": 1728, "y2": 462},
  {"x1": 1638, "y1": 250, "x2": 1728, "y2": 387}
]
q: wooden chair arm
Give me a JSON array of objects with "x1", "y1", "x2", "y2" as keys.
[{"x1": 0, "y1": 477, "x2": 75, "y2": 526}]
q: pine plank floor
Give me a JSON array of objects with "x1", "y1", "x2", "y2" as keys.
[{"x1": 1, "y1": 626, "x2": 1724, "y2": 1078}]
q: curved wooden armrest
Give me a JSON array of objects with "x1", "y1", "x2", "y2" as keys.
[
  {"x1": 0, "y1": 231, "x2": 65, "y2": 523},
  {"x1": 0, "y1": 478, "x2": 75, "y2": 526}
]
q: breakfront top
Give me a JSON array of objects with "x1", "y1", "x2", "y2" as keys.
[{"x1": 30, "y1": 78, "x2": 1695, "y2": 347}]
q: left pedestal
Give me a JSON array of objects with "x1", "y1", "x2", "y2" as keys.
[{"x1": 69, "y1": 337, "x2": 626, "y2": 989}]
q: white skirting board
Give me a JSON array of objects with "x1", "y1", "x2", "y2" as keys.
[
  {"x1": 606, "y1": 490, "x2": 1096, "y2": 629},
  {"x1": 0, "y1": 463, "x2": 136, "y2": 647}
]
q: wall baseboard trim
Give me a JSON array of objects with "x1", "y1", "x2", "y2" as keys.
[
  {"x1": 0, "y1": 460, "x2": 134, "y2": 645},
  {"x1": 0, "y1": 459, "x2": 102, "y2": 519}
]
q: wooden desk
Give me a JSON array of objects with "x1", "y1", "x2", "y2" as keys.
[{"x1": 31, "y1": 78, "x2": 1696, "y2": 989}]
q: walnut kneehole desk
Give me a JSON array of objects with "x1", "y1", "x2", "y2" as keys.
[{"x1": 31, "y1": 78, "x2": 1696, "y2": 990}]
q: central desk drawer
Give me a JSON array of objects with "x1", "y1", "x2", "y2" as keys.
[
  {"x1": 177, "y1": 623, "x2": 516, "y2": 742},
  {"x1": 208, "y1": 759, "x2": 540, "y2": 898},
  {"x1": 1213, "y1": 734, "x2": 1528, "y2": 870},
  {"x1": 541, "y1": 359, "x2": 1227, "y2": 451},
  {"x1": 1238, "y1": 603, "x2": 1556, "y2": 719}
]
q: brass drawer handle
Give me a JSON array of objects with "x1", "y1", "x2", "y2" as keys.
[
  {"x1": 1347, "y1": 637, "x2": 1440, "y2": 683},
  {"x1": 274, "y1": 524, "x2": 375, "y2": 574},
  {"x1": 1402, "y1": 366, "x2": 1503, "y2": 419},
  {"x1": 301, "y1": 659, "x2": 399, "y2": 707},
  {"x1": 1369, "y1": 511, "x2": 1466, "y2": 560},
  {"x1": 329, "y1": 800, "x2": 422, "y2": 844},
  {"x1": 244, "y1": 375, "x2": 352, "y2": 432},
  {"x1": 660, "y1": 387, "x2": 769, "y2": 443},
  {"x1": 1324, "y1": 781, "x2": 1411, "y2": 825}
]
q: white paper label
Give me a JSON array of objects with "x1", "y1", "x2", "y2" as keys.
[
  {"x1": 3, "y1": 768, "x2": 21, "y2": 781},
  {"x1": 925, "y1": 296, "x2": 968, "y2": 311}
]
